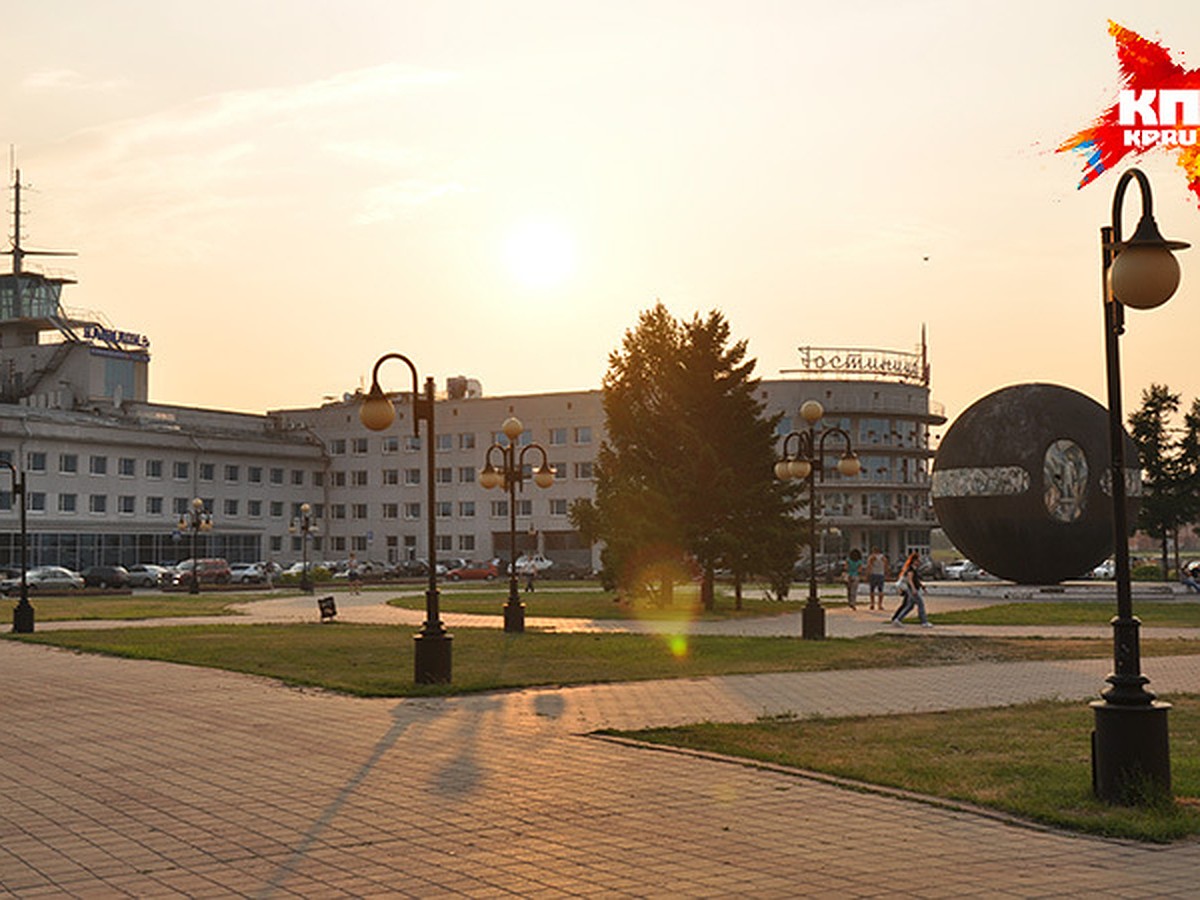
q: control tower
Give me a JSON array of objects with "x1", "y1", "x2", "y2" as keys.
[{"x1": 0, "y1": 171, "x2": 148, "y2": 408}]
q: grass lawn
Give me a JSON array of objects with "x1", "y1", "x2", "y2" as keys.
[
  {"x1": 3, "y1": 593, "x2": 259, "y2": 621},
  {"x1": 931, "y1": 601, "x2": 1200, "y2": 628},
  {"x1": 9, "y1": 623, "x2": 1194, "y2": 697},
  {"x1": 617, "y1": 695, "x2": 1200, "y2": 842},
  {"x1": 389, "y1": 584, "x2": 841, "y2": 620}
]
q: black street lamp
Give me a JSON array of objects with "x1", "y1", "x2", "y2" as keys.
[
  {"x1": 178, "y1": 497, "x2": 212, "y2": 595},
  {"x1": 775, "y1": 400, "x2": 860, "y2": 640},
  {"x1": 479, "y1": 416, "x2": 554, "y2": 632},
  {"x1": 1092, "y1": 168, "x2": 1188, "y2": 804},
  {"x1": 360, "y1": 352, "x2": 452, "y2": 684},
  {"x1": 1, "y1": 459, "x2": 32, "y2": 633},
  {"x1": 288, "y1": 503, "x2": 318, "y2": 594}
]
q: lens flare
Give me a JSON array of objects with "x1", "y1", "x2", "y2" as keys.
[{"x1": 617, "y1": 544, "x2": 703, "y2": 660}]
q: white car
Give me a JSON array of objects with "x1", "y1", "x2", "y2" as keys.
[
  {"x1": 513, "y1": 554, "x2": 554, "y2": 574},
  {"x1": 1091, "y1": 559, "x2": 1116, "y2": 579},
  {"x1": 0, "y1": 565, "x2": 84, "y2": 594},
  {"x1": 943, "y1": 559, "x2": 982, "y2": 580},
  {"x1": 230, "y1": 562, "x2": 266, "y2": 584}
]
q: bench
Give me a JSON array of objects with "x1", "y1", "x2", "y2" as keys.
[{"x1": 317, "y1": 595, "x2": 337, "y2": 622}]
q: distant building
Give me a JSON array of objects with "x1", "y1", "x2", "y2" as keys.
[{"x1": 0, "y1": 174, "x2": 944, "y2": 574}]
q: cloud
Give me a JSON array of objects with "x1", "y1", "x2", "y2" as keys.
[{"x1": 22, "y1": 68, "x2": 128, "y2": 91}]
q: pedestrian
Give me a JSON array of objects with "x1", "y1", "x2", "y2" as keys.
[
  {"x1": 845, "y1": 548, "x2": 863, "y2": 610},
  {"x1": 1181, "y1": 562, "x2": 1200, "y2": 594},
  {"x1": 523, "y1": 559, "x2": 536, "y2": 592},
  {"x1": 347, "y1": 552, "x2": 362, "y2": 595},
  {"x1": 891, "y1": 551, "x2": 931, "y2": 627},
  {"x1": 865, "y1": 546, "x2": 889, "y2": 611}
]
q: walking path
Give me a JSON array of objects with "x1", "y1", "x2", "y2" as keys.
[{"x1": 3, "y1": 588, "x2": 1200, "y2": 897}]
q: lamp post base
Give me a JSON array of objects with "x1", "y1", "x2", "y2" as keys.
[
  {"x1": 1091, "y1": 699, "x2": 1171, "y2": 804},
  {"x1": 413, "y1": 630, "x2": 453, "y2": 684},
  {"x1": 12, "y1": 599, "x2": 34, "y2": 634},
  {"x1": 801, "y1": 601, "x2": 825, "y2": 641},
  {"x1": 503, "y1": 600, "x2": 526, "y2": 633}
]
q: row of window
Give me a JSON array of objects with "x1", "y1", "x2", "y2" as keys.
[
  {"x1": 10, "y1": 452, "x2": 317, "y2": 486},
  {"x1": 332, "y1": 462, "x2": 594, "y2": 487},
  {"x1": 326, "y1": 426, "x2": 594, "y2": 456},
  {"x1": 0, "y1": 493, "x2": 571, "y2": 520},
  {"x1": 274, "y1": 533, "x2": 483, "y2": 556}
]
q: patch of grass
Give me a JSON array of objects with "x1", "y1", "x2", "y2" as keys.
[
  {"x1": 5, "y1": 593, "x2": 252, "y2": 621},
  {"x1": 619, "y1": 696, "x2": 1200, "y2": 842},
  {"x1": 5, "y1": 625, "x2": 1145, "y2": 697},
  {"x1": 390, "y1": 585, "x2": 837, "y2": 620},
  {"x1": 932, "y1": 601, "x2": 1200, "y2": 628}
]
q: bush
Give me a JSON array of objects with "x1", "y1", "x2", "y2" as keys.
[
  {"x1": 279, "y1": 566, "x2": 332, "y2": 585},
  {"x1": 1131, "y1": 564, "x2": 1165, "y2": 581}
]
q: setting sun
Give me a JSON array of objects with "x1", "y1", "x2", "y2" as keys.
[{"x1": 502, "y1": 219, "x2": 578, "y2": 289}]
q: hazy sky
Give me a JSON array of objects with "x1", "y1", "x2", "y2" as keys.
[{"x1": 4, "y1": 1, "x2": 1200, "y2": 431}]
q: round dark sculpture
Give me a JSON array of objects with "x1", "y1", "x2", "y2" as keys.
[{"x1": 932, "y1": 383, "x2": 1139, "y2": 584}]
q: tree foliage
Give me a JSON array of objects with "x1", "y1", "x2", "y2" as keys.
[
  {"x1": 1128, "y1": 384, "x2": 1200, "y2": 577},
  {"x1": 570, "y1": 303, "x2": 802, "y2": 609}
]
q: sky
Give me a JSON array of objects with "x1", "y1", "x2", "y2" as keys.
[{"x1": 4, "y1": 0, "x2": 1200, "y2": 434}]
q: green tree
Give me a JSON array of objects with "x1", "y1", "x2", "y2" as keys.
[
  {"x1": 1128, "y1": 384, "x2": 1199, "y2": 578},
  {"x1": 570, "y1": 303, "x2": 802, "y2": 609}
]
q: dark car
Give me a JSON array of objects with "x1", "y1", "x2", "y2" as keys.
[{"x1": 82, "y1": 565, "x2": 131, "y2": 589}]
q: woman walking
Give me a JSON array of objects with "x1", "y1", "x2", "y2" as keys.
[
  {"x1": 845, "y1": 548, "x2": 863, "y2": 610},
  {"x1": 890, "y1": 551, "x2": 931, "y2": 627}
]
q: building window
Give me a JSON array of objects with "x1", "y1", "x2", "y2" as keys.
[
  {"x1": 312, "y1": 471, "x2": 324, "y2": 487},
  {"x1": 574, "y1": 426, "x2": 592, "y2": 445},
  {"x1": 146, "y1": 459, "x2": 164, "y2": 479},
  {"x1": 405, "y1": 435, "x2": 421, "y2": 452},
  {"x1": 548, "y1": 427, "x2": 567, "y2": 446},
  {"x1": 382, "y1": 469, "x2": 399, "y2": 486},
  {"x1": 574, "y1": 462, "x2": 594, "y2": 479},
  {"x1": 436, "y1": 467, "x2": 453, "y2": 485},
  {"x1": 291, "y1": 470, "x2": 305, "y2": 486},
  {"x1": 248, "y1": 466, "x2": 263, "y2": 483},
  {"x1": 491, "y1": 500, "x2": 508, "y2": 517},
  {"x1": 59, "y1": 493, "x2": 77, "y2": 513},
  {"x1": 119, "y1": 495, "x2": 136, "y2": 515},
  {"x1": 199, "y1": 463, "x2": 215, "y2": 482},
  {"x1": 352, "y1": 536, "x2": 368, "y2": 552},
  {"x1": 173, "y1": 461, "x2": 189, "y2": 480},
  {"x1": 382, "y1": 436, "x2": 399, "y2": 454},
  {"x1": 27, "y1": 491, "x2": 46, "y2": 512},
  {"x1": 26, "y1": 452, "x2": 47, "y2": 473},
  {"x1": 89, "y1": 494, "x2": 107, "y2": 514},
  {"x1": 270, "y1": 535, "x2": 282, "y2": 552},
  {"x1": 352, "y1": 470, "x2": 369, "y2": 487},
  {"x1": 173, "y1": 497, "x2": 190, "y2": 515},
  {"x1": 353, "y1": 503, "x2": 368, "y2": 520},
  {"x1": 330, "y1": 439, "x2": 346, "y2": 455},
  {"x1": 550, "y1": 461, "x2": 566, "y2": 480},
  {"x1": 352, "y1": 437, "x2": 368, "y2": 455},
  {"x1": 458, "y1": 501, "x2": 475, "y2": 518},
  {"x1": 119, "y1": 457, "x2": 136, "y2": 477},
  {"x1": 382, "y1": 503, "x2": 399, "y2": 519},
  {"x1": 516, "y1": 499, "x2": 532, "y2": 517},
  {"x1": 247, "y1": 499, "x2": 262, "y2": 517},
  {"x1": 331, "y1": 471, "x2": 346, "y2": 487},
  {"x1": 404, "y1": 502, "x2": 421, "y2": 519},
  {"x1": 458, "y1": 535, "x2": 476, "y2": 552},
  {"x1": 458, "y1": 466, "x2": 475, "y2": 483},
  {"x1": 550, "y1": 498, "x2": 568, "y2": 516},
  {"x1": 270, "y1": 468, "x2": 284, "y2": 485},
  {"x1": 59, "y1": 453, "x2": 78, "y2": 474},
  {"x1": 270, "y1": 501, "x2": 284, "y2": 518},
  {"x1": 89, "y1": 455, "x2": 107, "y2": 476},
  {"x1": 436, "y1": 501, "x2": 452, "y2": 518},
  {"x1": 225, "y1": 464, "x2": 240, "y2": 482},
  {"x1": 435, "y1": 535, "x2": 453, "y2": 553},
  {"x1": 404, "y1": 468, "x2": 421, "y2": 485},
  {"x1": 146, "y1": 496, "x2": 164, "y2": 515},
  {"x1": 331, "y1": 536, "x2": 346, "y2": 553},
  {"x1": 459, "y1": 433, "x2": 475, "y2": 450},
  {"x1": 331, "y1": 504, "x2": 346, "y2": 520},
  {"x1": 436, "y1": 434, "x2": 453, "y2": 452},
  {"x1": 224, "y1": 499, "x2": 239, "y2": 516}
]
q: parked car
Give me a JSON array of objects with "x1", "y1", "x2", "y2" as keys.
[
  {"x1": 446, "y1": 561, "x2": 499, "y2": 581},
  {"x1": 513, "y1": 553, "x2": 554, "y2": 574},
  {"x1": 0, "y1": 566, "x2": 84, "y2": 594},
  {"x1": 551, "y1": 561, "x2": 596, "y2": 580},
  {"x1": 1091, "y1": 559, "x2": 1116, "y2": 579},
  {"x1": 170, "y1": 558, "x2": 232, "y2": 586},
  {"x1": 943, "y1": 559, "x2": 983, "y2": 580},
  {"x1": 127, "y1": 564, "x2": 170, "y2": 588},
  {"x1": 229, "y1": 562, "x2": 266, "y2": 584},
  {"x1": 82, "y1": 565, "x2": 131, "y2": 589},
  {"x1": 392, "y1": 559, "x2": 430, "y2": 578}
]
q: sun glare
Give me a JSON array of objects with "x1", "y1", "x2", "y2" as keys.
[{"x1": 502, "y1": 220, "x2": 578, "y2": 289}]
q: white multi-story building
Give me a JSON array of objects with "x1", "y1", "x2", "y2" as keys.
[{"x1": 0, "y1": 177, "x2": 942, "y2": 573}]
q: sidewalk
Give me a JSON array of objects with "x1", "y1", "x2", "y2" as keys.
[{"x1": 3, "y1": 594, "x2": 1200, "y2": 897}]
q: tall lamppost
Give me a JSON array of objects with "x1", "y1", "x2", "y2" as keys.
[
  {"x1": 479, "y1": 416, "x2": 554, "y2": 632},
  {"x1": 359, "y1": 352, "x2": 452, "y2": 684},
  {"x1": 775, "y1": 400, "x2": 860, "y2": 640},
  {"x1": 1091, "y1": 168, "x2": 1188, "y2": 803},
  {"x1": 178, "y1": 497, "x2": 212, "y2": 595},
  {"x1": 1, "y1": 459, "x2": 32, "y2": 633},
  {"x1": 288, "y1": 503, "x2": 318, "y2": 594}
]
